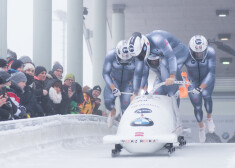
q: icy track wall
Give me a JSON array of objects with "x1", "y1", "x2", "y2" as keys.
[{"x1": 0, "y1": 115, "x2": 117, "y2": 156}]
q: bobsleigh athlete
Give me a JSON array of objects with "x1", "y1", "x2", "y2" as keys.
[
  {"x1": 128, "y1": 30, "x2": 188, "y2": 89},
  {"x1": 141, "y1": 50, "x2": 181, "y2": 105},
  {"x1": 102, "y1": 40, "x2": 144, "y2": 127},
  {"x1": 183, "y1": 35, "x2": 216, "y2": 143}
]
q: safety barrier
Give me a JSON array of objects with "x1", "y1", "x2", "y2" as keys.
[{"x1": 0, "y1": 115, "x2": 118, "y2": 156}]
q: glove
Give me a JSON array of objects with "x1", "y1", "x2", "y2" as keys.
[
  {"x1": 112, "y1": 88, "x2": 121, "y2": 97},
  {"x1": 14, "y1": 106, "x2": 28, "y2": 119},
  {"x1": 192, "y1": 87, "x2": 202, "y2": 94}
]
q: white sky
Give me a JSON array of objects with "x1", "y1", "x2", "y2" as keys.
[{"x1": 7, "y1": 0, "x2": 33, "y2": 57}]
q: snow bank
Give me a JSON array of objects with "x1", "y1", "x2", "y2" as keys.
[{"x1": 0, "y1": 114, "x2": 117, "y2": 156}]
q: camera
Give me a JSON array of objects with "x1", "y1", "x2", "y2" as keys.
[{"x1": 0, "y1": 86, "x2": 7, "y2": 97}]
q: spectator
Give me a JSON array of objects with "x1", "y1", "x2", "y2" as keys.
[
  {"x1": 64, "y1": 73, "x2": 75, "y2": 88},
  {"x1": 0, "y1": 76, "x2": 17, "y2": 121},
  {"x1": 82, "y1": 85, "x2": 91, "y2": 93},
  {"x1": 18, "y1": 56, "x2": 33, "y2": 64},
  {"x1": 45, "y1": 62, "x2": 63, "y2": 90},
  {"x1": 8, "y1": 72, "x2": 29, "y2": 119},
  {"x1": 34, "y1": 66, "x2": 48, "y2": 116},
  {"x1": 6, "y1": 49, "x2": 17, "y2": 62},
  {"x1": 0, "y1": 71, "x2": 11, "y2": 88},
  {"x1": 51, "y1": 62, "x2": 63, "y2": 80},
  {"x1": 24, "y1": 63, "x2": 35, "y2": 80},
  {"x1": 79, "y1": 85, "x2": 101, "y2": 114},
  {"x1": 21, "y1": 63, "x2": 43, "y2": 117},
  {"x1": 68, "y1": 82, "x2": 84, "y2": 114},
  {"x1": 47, "y1": 79, "x2": 63, "y2": 115},
  {"x1": 92, "y1": 98, "x2": 108, "y2": 117},
  {"x1": 61, "y1": 73, "x2": 75, "y2": 114},
  {"x1": 0, "y1": 59, "x2": 8, "y2": 71},
  {"x1": 92, "y1": 98, "x2": 102, "y2": 115},
  {"x1": 9, "y1": 60, "x2": 24, "y2": 74},
  {"x1": 10, "y1": 72, "x2": 27, "y2": 99}
]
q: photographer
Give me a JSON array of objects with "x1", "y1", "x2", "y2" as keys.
[
  {"x1": 8, "y1": 72, "x2": 29, "y2": 119},
  {"x1": 0, "y1": 75, "x2": 17, "y2": 121}
]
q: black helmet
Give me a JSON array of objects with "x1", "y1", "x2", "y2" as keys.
[{"x1": 146, "y1": 49, "x2": 162, "y2": 69}]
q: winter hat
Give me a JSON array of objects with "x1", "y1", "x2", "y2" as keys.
[
  {"x1": 11, "y1": 72, "x2": 27, "y2": 84},
  {"x1": 0, "y1": 70, "x2": 11, "y2": 83},
  {"x1": 93, "y1": 85, "x2": 102, "y2": 93},
  {"x1": 35, "y1": 66, "x2": 47, "y2": 76},
  {"x1": 64, "y1": 73, "x2": 75, "y2": 81},
  {"x1": 24, "y1": 63, "x2": 35, "y2": 71},
  {"x1": 19, "y1": 56, "x2": 32, "y2": 64},
  {"x1": 7, "y1": 49, "x2": 17, "y2": 60},
  {"x1": 0, "y1": 59, "x2": 7, "y2": 68},
  {"x1": 11, "y1": 60, "x2": 24, "y2": 70},
  {"x1": 52, "y1": 62, "x2": 63, "y2": 73}
]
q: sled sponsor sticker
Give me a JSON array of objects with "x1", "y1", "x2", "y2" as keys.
[
  {"x1": 134, "y1": 108, "x2": 152, "y2": 114},
  {"x1": 135, "y1": 132, "x2": 144, "y2": 136},
  {"x1": 130, "y1": 117, "x2": 154, "y2": 126},
  {"x1": 121, "y1": 139, "x2": 159, "y2": 143}
]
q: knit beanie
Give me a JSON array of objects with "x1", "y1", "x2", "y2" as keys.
[
  {"x1": 11, "y1": 72, "x2": 27, "y2": 84},
  {"x1": 64, "y1": 73, "x2": 75, "y2": 82},
  {"x1": 19, "y1": 56, "x2": 32, "y2": 64},
  {"x1": 11, "y1": 60, "x2": 24, "y2": 70},
  {"x1": 0, "y1": 59, "x2": 7, "y2": 68},
  {"x1": 7, "y1": 49, "x2": 17, "y2": 60},
  {"x1": 93, "y1": 85, "x2": 102, "y2": 92},
  {"x1": 0, "y1": 70, "x2": 11, "y2": 83},
  {"x1": 35, "y1": 66, "x2": 47, "y2": 76},
  {"x1": 24, "y1": 63, "x2": 35, "y2": 71},
  {"x1": 52, "y1": 63, "x2": 63, "y2": 73}
]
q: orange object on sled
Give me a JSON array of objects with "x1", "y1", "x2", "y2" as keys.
[
  {"x1": 181, "y1": 72, "x2": 189, "y2": 88},
  {"x1": 179, "y1": 86, "x2": 188, "y2": 98},
  {"x1": 179, "y1": 72, "x2": 189, "y2": 98}
]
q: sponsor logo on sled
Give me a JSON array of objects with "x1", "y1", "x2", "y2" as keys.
[
  {"x1": 121, "y1": 139, "x2": 159, "y2": 143},
  {"x1": 135, "y1": 132, "x2": 144, "y2": 136},
  {"x1": 134, "y1": 108, "x2": 152, "y2": 114},
  {"x1": 130, "y1": 117, "x2": 154, "y2": 126}
]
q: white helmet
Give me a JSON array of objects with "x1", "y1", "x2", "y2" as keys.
[
  {"x1": 189, "y1": 35, "x2": 208, "y2": 61},
  {"x1": 116, "y1": 40, "x2": 133, "y2": 64},
  {"x1": 127, "y1": 32, "x2": 150, "y2": 60}
]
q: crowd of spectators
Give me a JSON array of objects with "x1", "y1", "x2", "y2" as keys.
[{"x1": 0, "y1": 49, "x2": 106, "y2": 121}]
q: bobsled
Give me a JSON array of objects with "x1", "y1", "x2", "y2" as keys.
[{"x1": 103, "y1": 81, "x2": 190, "y2": 157}]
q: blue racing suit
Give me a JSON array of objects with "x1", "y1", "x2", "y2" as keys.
[
  {"x1": 102, "y1": 49, "x2": 144, "y2": 113},
  {"x1": 184, "y1": 46, "x2": 216, "y2": 122},
  {"x1": 141, "y1": 30, "x2": 189, "y2": 98},
  {"x1": 146, "y1": 30, "x2": 189, "y2": 79}
]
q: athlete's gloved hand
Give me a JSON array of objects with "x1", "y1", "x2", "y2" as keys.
[
  {"x1": 192, "y1": 87, "x2": 202, "y2": 94},
  {"x1": 112, "y1": 88, "x2": 121, "y2": 97}
]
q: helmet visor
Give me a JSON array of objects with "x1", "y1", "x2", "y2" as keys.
[
  {"x1": 190, "y1": 48, "x2": 207, "y2": 61},
  {"x1": 147, "y1": 59, "x2": 160, "y2": 69}
]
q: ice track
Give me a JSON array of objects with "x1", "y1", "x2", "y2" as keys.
[{"x1": 0, "y1": 115, "x2": 235, "y2": 168}]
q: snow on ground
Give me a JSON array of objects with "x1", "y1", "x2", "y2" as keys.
[{"x1": 1, "y1": 138, "x2": 235, "y2": 168}]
